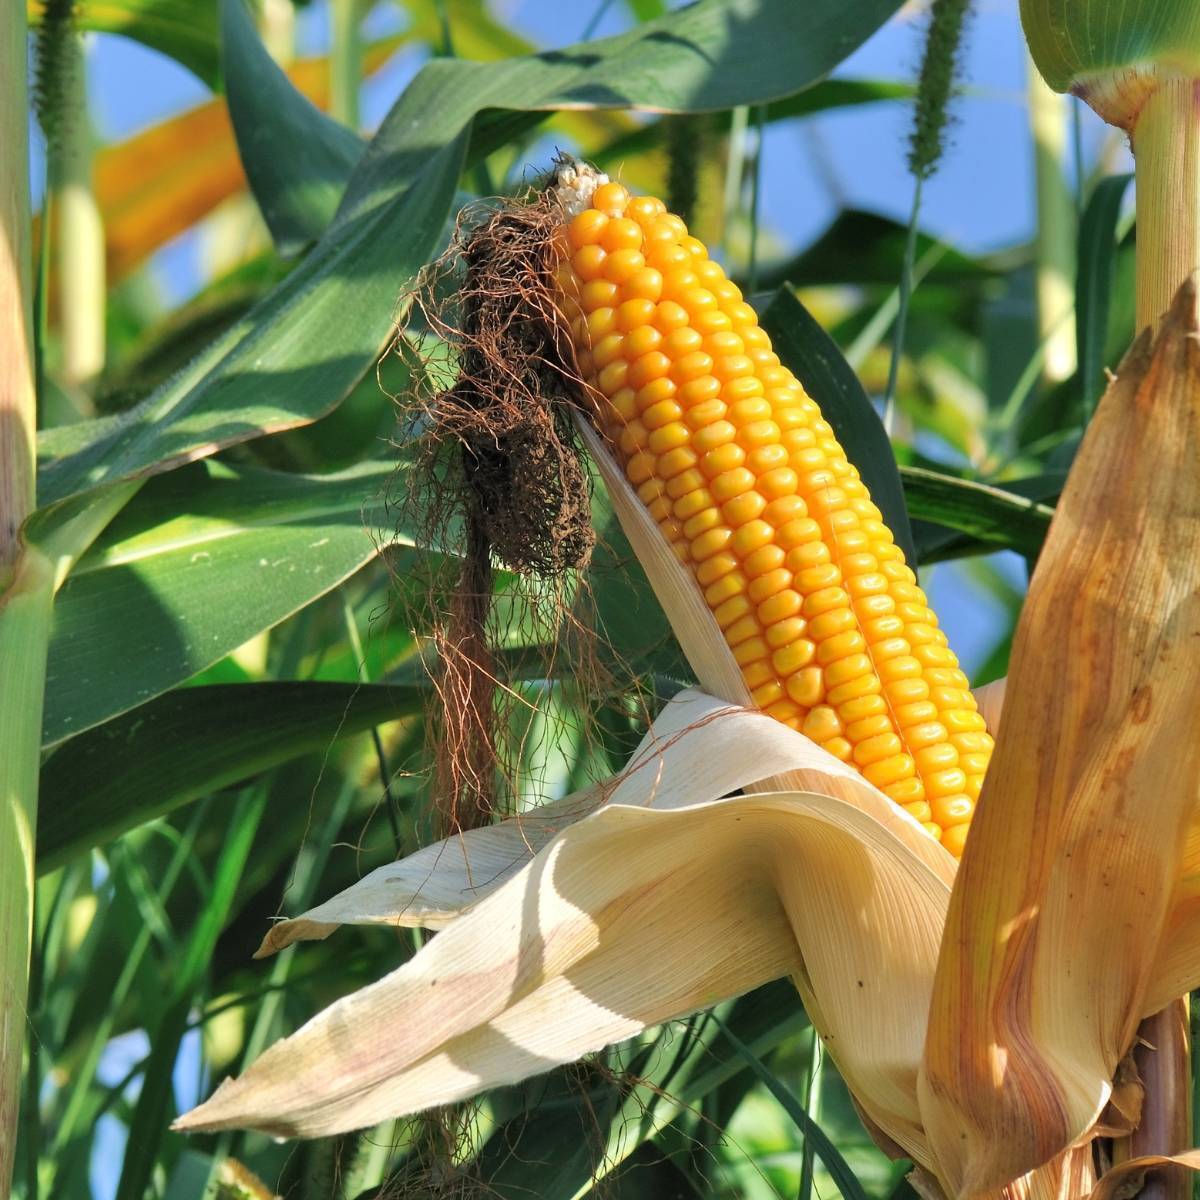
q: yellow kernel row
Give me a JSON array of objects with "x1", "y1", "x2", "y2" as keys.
[{"x1": 553, "y1": 177, "x2": 993, "y2": 857}]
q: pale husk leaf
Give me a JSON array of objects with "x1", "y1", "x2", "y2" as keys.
[
  {"x1": 578, "y1": 419, "x2": 752, "y2": 708},
  {"x1": 972, "y1": 677, "x2": 1006, "y2": 736},
  {"x1": 920, "y1": 283, "x2": 1200, "y2": 1196},
  {"x1": 175, "y1": 788, "x2": 949, "y2": 1155},
  {"x1": 257, "y1": 687, "x2": 954, "y2": 955}
]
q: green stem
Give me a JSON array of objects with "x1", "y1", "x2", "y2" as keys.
[
  {"x1": 52, "y1": 31, "x2": 104, "y2": 409},
  {"x1": 882, "y1": 173, "x2": 923, "y2": 432},
  {"x1": 1, "y1": 5, "x2": 35, "y2": 583},
  {"x1": 1027, "y1": 50, "x2": 1077, "y2": 384},
  {"x1": 723, "y1": 106, "x2": 749, "y2": 254},
  {"x1": 798, "y1": 1029, "x2": 823, "y2": 1200},
  {"x1": 1132, "y1": 75, "x2": 1200, "y2": 330},
  {"x1": 330, "y1": 0, "x2": 361, "y2": 130},
  {"x1": 747, "y1": 105, "x2": 765, "y2": 293},
  {"x1": 0, "y1": 7, "x2": 48, "y2": 1197}
]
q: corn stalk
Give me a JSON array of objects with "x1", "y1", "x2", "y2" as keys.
[
  {"x1": 0, "y1": 5, "x2": 53, "y2": 1195},
  {"x1": 1134, "y1": 77, "x2": 1200, "y2": 330},
  {"x1": 52, "y1": 29, "x2": 105, "y2": 404},
  {"x1": 1026, "y1": 52, "x2": 1076, "y2": 382},
  {"x1": 330, "y1": 0, "x2": 361, "y2": 129}
]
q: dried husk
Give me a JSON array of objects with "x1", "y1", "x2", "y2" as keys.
[{"x1": 919, "y1": 281, "x2": 1200, "y2": 1195}]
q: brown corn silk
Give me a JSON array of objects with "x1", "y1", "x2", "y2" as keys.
[{"x1": 403, "y1": 191, "x2": 606, "y2": 835}]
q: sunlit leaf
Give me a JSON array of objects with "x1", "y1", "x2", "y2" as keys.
[
  {"x1": 41, "y1": 458, "x2": 409, "y2": 745},
  {"x1": 33, "y1": 133, "x2": 465, "y2": 512},
  {"x1": 37, "y1": 681, "x2": 423, "y2": 873},
  {"x1": 339, "y1": 0, "x2": 909, "y2": 229},
  {"x1": 901, "y1": 466, "x2": 1056, "y2": 557},
  {"x1": 42, "y1": 39, "x2": 400, "y2": 286},
  {"x1": 221, "y1": 0, "x2": 364, "y2": 251}
]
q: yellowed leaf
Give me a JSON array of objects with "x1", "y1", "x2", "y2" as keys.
[
  {"x1": 1090, "y1": 1150, "x2": 1200, "y2": 1200},
  {"x1": 41, "y1": 41, "x2": 400, "y2": 285}
]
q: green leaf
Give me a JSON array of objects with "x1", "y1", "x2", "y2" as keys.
[
  {"x1": 34, "y1": 133, "x2": 465, "y2": 515},
  {"x1": 712, "y1": 1016, "x2": 872, "y2": 1200},
  {"x1": 115, "y1": 789, "x2": 267, "y2": 1200},
  {"x1": 1076, "y1": 173, "x2": 1133, "y2": 416},
  {"x1": 761, "y1": 286, "x2": 918, "y2": 566},
  {"x1": 41, "y1": 458, "x2": 410, "y2": 747},
  {"x1": 901, "y1": 468, "x2": 1058, "y2": 559},
  {"x1": 221, "y1": 0, "x2": 364, "y2": 252},
  {"x1": 625, "y1": 0, "x2": 668, "y2": 20},
  {"x1": 37, "y1": 681, "x2": 423, "y2": 874},
  {"x1": 32, "y1": 0, "x2": 221, "y2": 87},
  {"x1": 476, "y1": 981, "x2": 806, "y2": 1199},
  {"x1": 759, "y1": 209, "x2": 998, "y2": 291},
  {"x1": 1022, "y1": 0, "x2": 1200, "y2": 96},
  {"x1": 336, "y1": 0, "x2": 908, "y2": 229}
]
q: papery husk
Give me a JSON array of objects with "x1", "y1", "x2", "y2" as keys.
[
  {"x1": 920, "y1": 281, "x2": 1200, "y2": 1196},
  {"x1": 256, "y1": 688, "x2": 955, "y2": 955},
  {"x1": 174, "y1": 784, "x2": 949, "y2": 1154},
  {"x1": 1091, "y1": 1150, "x2": 1200, "y2": 1200}
]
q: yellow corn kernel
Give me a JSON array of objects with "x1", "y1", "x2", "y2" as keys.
[{"x1": 554, "y1": 172, "x2": 992, "y2": 855}]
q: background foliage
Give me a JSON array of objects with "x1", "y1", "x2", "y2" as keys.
[{"x1": 19, "y1": 0, "x2": 1134, "y2": 1196}]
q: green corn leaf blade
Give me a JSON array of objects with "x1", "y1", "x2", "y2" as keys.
[
  {"x1": 760, "y1": 286, "x2": 918, "y2": 567},
  {"x1": 221, "y1": 0, "x2": 364, "y2": 251},
  {"x1": 41, "y1": 458, "x2": 412, "y2": 747},
  {"x1": 36, "y1": 681, "x2": 423, "y2": 874},
  {"x1": 625, "y1": 0, "x2": 668, "y2": 21},
  {"x1": 28, "y1": 0, "x2": 221, "y2": 86},
  {"x1": 473, "y1": 980, "x2": 806, "y2": 1199},
  {"x1": 1076, "y1": 173, "x2": 1133, "y2": 416},
  {"x1": 115, "y1": 788, "x2": 268, "y2": 1200},
  {"x1": 33, "y1": 132, "x2": 466, "y2": 517},
  {"x1": 712, "y1": 1015, "x2": 872, "y2": 1200},
  {"x1": 582, "y1": 980, "x2": 809, "y2": 1195},
  {"x1": 906, "y1": 471, "x2": 1062, "y2": 563},
  {"x1": 336, "y1": 0, "x2": 908, "y2": 229}
]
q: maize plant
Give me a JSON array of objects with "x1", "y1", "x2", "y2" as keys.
[
  {"x1": 6, "y1": 1, "x2": 1200, "y2": 1198},
  {"x1": 176, "y1": 142, "x2": 1200, "y2": 1198}
]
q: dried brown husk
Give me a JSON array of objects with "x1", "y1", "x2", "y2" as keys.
[{"x1": 920, "y1": 279, "x2": 1200, "y2": 1195}]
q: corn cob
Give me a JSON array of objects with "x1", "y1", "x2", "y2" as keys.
[{"x1": 551, "y1": 167, "x2": 992, "y2": 857}]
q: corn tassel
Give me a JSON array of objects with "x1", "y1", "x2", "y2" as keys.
[{"x1": 551, "y1": 166, "x2": 992, "y2": 855}]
